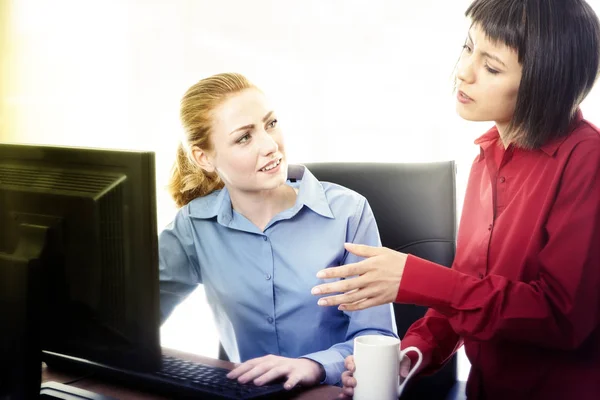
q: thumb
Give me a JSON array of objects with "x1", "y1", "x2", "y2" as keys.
[
  {"x1": 400, "y1": 356, "x2": 412, "y2": 379},
  {"x1": 344, "y1": 243, "x2": 382, "y2": 258}
]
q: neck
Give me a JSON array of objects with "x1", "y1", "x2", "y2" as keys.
[
  {"x1": 228, "y1": 184, "x2": 297, "y2": 231},
  {"x1": 495, "y1": 121, "x2": 511, "y2": 149}
]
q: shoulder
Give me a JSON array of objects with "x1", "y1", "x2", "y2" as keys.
[
  {"x1": 551, "y1": 121, "x2": 600, "y2": 190},
  {"x1": 556, "y1": 120, "x2": 600, "y2": 177},
  {"x1": 319, "y1": 180, "x2": 365, "y2": 202},
  {"x1": 300, "y1": 165, "x2": 366, "y2": 202},
  {"x1": 319, "y1": 180, "x2": 369, "y2": 217},
  {"x1": 560, "y1": 119, "x2": 600, "y2": 152},
  {"x1": 165, "y1": 190, "x2": 222, "y2": 232},
  {"x1": 295, "y1": 165, "x2": 370, "y2": 219},
  {"x1": 183, "y1": 190, "x2": 223, "y2": 219}
]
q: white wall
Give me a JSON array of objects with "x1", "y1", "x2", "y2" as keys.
[{"x1": 2, "y1": 0, "x2": 600, "y2": 381}]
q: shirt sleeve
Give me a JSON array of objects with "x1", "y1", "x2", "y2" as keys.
[
  {"x1": 400, "y1": 308, "x2": 463, "y2": 376},
  {"x1": 158, "y1": 208, "x2": 202, "y2": 324},
  {"x1": 302, "y1": 197, "x2": 398, "y2": 385},
  {"x1": 396, "y1": 142, "x2": 600, "y2": 350}
]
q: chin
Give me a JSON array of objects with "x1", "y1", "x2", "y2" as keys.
[
  {"x1": 456, "y1": 105, "x2": 486, "y2": 122},
  {"x1": 259, "y1": 179, "x2": 286, "y2": 193},
  {"x1": 264, "y1": 170, "x2": 287, "y2": 188},
  {"x1": 455, "y1": 103, "x2": 471, "y2": 119},
  {"x1": 273, "y1": 172, "x2": 288, "y2": 187}
]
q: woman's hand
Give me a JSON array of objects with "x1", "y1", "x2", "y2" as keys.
[
  {"x1": 338, "y1": 356, "x2": 357, "y2": 399},
  {"x1": 311, "y1": 243, "x2": 408, "y2": 311},
  {"x1": 226, "y1": 355, "x2": 325, "y2": 390},
  {"x1": 338, "y1": 354, "x2": 412, "y2": 399}
]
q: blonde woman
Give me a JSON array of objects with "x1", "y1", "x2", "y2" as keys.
[{"x1": 159, "y1": 72, "x2": 396, "y2": 390}]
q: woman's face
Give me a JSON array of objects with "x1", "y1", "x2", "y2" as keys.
[
  {"x1": 195, "y1": 88, "x2": 288, "y2": 195},
  {"x1": 456, "y1": 23, "x2": 523, "y2": 130}
]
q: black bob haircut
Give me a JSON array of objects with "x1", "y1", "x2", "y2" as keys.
[{"x1": 465, "y1": 0, "x2": 600, "y2": 149}]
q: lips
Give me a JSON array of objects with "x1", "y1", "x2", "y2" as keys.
[
  {"x1": 458, "y1": 90, "x2": 474, "y2": 101},
  {"x1": 259, "y1": 158, "x2": 282, "y2": 172}
]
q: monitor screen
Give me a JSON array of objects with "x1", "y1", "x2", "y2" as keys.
[{"x1": 0, "y1": 143, "x2": 162, "y2": 386}]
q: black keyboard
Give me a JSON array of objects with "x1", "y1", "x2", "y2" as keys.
[
  {"x1": 144, "y1": 355, "x2": 292, "y2": 399},
  {"x1": 43, "y1": 351, "x2": 298, "y2": 400}
]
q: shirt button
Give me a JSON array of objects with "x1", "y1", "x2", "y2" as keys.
[
  {"x1": 488, "y1": 224, "x2": 493, "y2": 231},
  {"x1": 263, "y1": 236, "x2": 268, "y2": 241},
  {"x1": 499, "y1": 176, "x2": 506, "y2": 183},
  {"x1": 478, "y1": 272, "x2": 484, "y2": 279},
  {"x1": 265, "y1": 274, "x2": 272, "y2": 280},
  {"x1": 267, "y1": 316, "x2": 274, "y2": 324}
]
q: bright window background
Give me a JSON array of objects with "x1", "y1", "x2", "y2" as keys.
[{"x1": 2, "y1": 0, "x2": 599, "y2": 382}]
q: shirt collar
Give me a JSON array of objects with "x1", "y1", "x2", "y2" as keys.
[
  {"x1": 186, "y1": 186, "x2": 233, "y2": 225},
  {"x1": 288, "y1": 164, "x2": 334, "y2": 219},
  {"x1": 474, "y1": 126, "x2": 501, "y2": 161},
  {"x1": 187, "y1": 164, "x2": 334, "y2": 223},
  {"x1": 473, "y1": 109, "x2": 584, "y2": 160}
]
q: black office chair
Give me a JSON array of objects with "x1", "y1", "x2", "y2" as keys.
[{"x1": 306, "y1": 161, "x2": 458, "y2": 400}]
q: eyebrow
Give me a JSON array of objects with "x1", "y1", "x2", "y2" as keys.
[
  {"x1": 467, "y1": 33, "x2": 507, "y2": 68},
  {"x1": 229, "y1": 111, "x2": 274, "y2": 135}
]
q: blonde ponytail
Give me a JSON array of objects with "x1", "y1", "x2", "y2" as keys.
[
  {"x1": 168, "y1": 72, "x2": 255, "y2": 208},
  {"x1": 168, "y1": 143, "x2": 224, "y2": 208}
]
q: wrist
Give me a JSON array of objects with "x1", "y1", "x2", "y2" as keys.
[
  {"x1": 315, "y1": 363, "x2": 326, "y2": 382},
  {"x1": 302, "y1": 358, "x2": 326, "y2": 382}
]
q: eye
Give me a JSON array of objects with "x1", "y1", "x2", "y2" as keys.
[
  {"x1": 236, "y1": 133, "x2": 251, "y2": 144},
  {"x1": 462, "y1": 44, "x2": 473, "y2": 54},
  {"x1": 485, "y1": 64, "x2": 500, "y2": 75},
  {"x1": 266, "y1": 119, "x2": 278, "y2": 129}
]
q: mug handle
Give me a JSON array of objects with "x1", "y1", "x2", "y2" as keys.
[{"x1": 397, "y1": 346, "x2": 423, "y2": 397}]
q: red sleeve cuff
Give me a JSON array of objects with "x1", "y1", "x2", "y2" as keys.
[
  {"x1": 400, "y1": 334, "x2": 433, "y2": 375},
  {"x1": 395, "y1": 254, "x2": 458, "y2": 315}
]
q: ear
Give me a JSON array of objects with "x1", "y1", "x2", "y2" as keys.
[{"x1": 191, "y1": 146, "x2": 215, "y2": 173}]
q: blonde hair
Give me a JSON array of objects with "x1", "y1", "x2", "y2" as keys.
[{"x1": 168, "y1": 72, "x2": 256, "y2": 208}]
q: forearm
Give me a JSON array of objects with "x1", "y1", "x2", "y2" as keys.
[
  {"x1": 303, "y1": 324, "x2": 397, "y2": 385},
  {"x1": 301, "y1": 348, "x2": 346, "y2": 386},
  {"x1": 398, "y1": 255, "x2": 599, "y2": 349}
]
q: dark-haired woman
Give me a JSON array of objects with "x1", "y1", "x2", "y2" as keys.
[{"x1": 312, "y1": 0, "x2": 600, "y2": 398}]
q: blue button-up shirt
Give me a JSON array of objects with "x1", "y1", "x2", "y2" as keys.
[{"x1": 159, "y1": 165, "x2": 397, "y2": 385}]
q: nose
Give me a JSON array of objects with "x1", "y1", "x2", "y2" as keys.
[
  {"x1": 257, "y1": 130, "x2": 278, "y2": 156},
  {"x1": 456, "y1": 54, "x2": 476, "y2": 84}
]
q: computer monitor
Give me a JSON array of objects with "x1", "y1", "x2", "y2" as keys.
[{"x1": 0, "y1": 143, "x2": 162, "y2": 398}]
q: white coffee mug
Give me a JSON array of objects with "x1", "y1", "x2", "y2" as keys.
[{"x1": 353, "y1": 335, "x2": 423, "y2": 400}]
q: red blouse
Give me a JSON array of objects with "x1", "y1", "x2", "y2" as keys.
[{"x1": 398, "y1": 111, "x2": 600, "y2": 399}]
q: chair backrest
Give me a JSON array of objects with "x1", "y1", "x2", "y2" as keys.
[{"x1": 306, "y1": 161, "x2": 458, "y2": 399}]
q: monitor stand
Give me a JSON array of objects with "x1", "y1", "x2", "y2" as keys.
[
  {"x1": 0, "y1": 224, "x2": 107, "y2": 400},
  {"x1": 0, "y1": 224, "x2": 47, "y2": 399}
]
